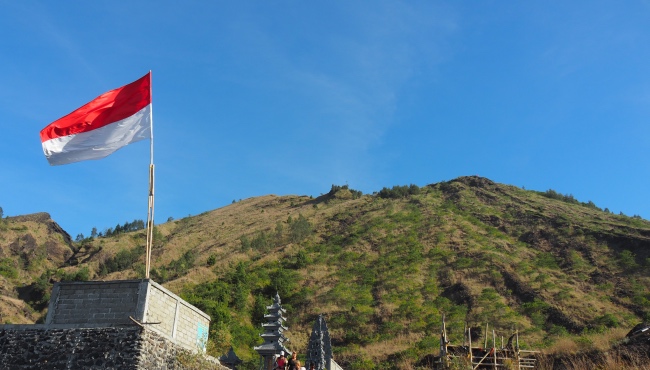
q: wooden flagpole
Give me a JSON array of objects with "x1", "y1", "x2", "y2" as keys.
[{"x1": 145, "y1": 70, "x2": 155, "y2": 279}]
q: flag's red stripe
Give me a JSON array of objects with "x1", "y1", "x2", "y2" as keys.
[{"x1": 40, "y1": 72, "x2": 151, "y2": 142}]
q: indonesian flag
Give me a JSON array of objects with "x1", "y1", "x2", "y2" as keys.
[{"x1": 40, "y1": 72, "x2": 152, "y2": 166}]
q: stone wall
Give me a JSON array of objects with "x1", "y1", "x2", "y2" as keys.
[
  {"x1": 0, "y1": 326, "x2": 141, "y2": 369},
  {"x1": 0, "y1": 325, "x2": 223, "y2": 369}
]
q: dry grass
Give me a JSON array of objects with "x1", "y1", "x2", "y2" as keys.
[
  {"x1": 544, "y1": 337, "x2": 580, "y2": 355},
  {"x1": 362, "y1": 332, "x2": 425, "y2": 361},
  {"x1": 544, "y1": 328, "x2": 630, "y2": 355},
  {"x1": 165, "y1": 267, "x2": 217, "y2": 293},
  {"x1": 537, "y1": 346, "x2": 650, "y2": 370},
  {"x1": 0, "y1": 294, "x2": 35, "y2": 324},
  {"x1": 540, "y1": 328, "x2": 649, "y2": 370}
]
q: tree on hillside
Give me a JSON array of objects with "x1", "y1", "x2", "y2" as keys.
[
  {"x1": 289, "y1": 214, "x2": 312, "y2": 243},
  {"x1": 274, "y1": 221, "x2": 284, "y2": 247},
  {"x1": 103, "y1": 219, "x2": 146, "y2": 237},
  {"x1": 0, "y1": 206, "x2": 3, "y2": 219},
  {"x1": 329, "y1": 184, "x2": 363, "y2": 198},
  {"x1": 377, "y1": 184, "x2": 420, "y2": 199}
]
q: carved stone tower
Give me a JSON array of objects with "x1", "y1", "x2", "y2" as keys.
[
  {"x1": 306, "y1": 314, "x2": 332, "y2": 370},
  {"x1": 253, "y1": 292, "x2": 291, "y2": 370}
]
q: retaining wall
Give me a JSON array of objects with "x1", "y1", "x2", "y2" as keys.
[{"x1": 0, "y1": 325, "x2": 222, "y2": 369}]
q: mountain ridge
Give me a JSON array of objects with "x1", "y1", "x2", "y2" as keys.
[{"x1": 1, "y1": 176, "x2": 649, "y2": 368}]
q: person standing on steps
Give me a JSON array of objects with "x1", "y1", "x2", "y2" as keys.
[
  {"x1": 275, "y1": 351, "x2": 287, "y2": 370},
  {"x1": 287, "y1": 352, "x2": 298, "y2": 370}
]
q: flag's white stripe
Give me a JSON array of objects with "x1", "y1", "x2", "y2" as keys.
[{"x1": 42, "y1": 104, "x2": 152, "y2": 166}]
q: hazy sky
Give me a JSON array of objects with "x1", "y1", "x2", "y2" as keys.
[{"x1": 1, "y1": 1, "x2": 649, "y2": 238}]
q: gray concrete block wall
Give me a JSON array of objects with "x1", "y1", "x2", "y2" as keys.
[
  {"x1": 46, "y1": 280, "x2": 145, "y2": 326},
  {"x1": 145, "y1": 285, "x2": 177, "y2": 337},
  {"x1": 44, "y1": 279, "x2": 211, "y2": 353},
  {"x1": 139, "y1": 327, "x2": 223, "y2": 370},
  {"x1": 144, "y1": 280, "x2": 211, "y2": 352},
  {"x1": 177, "y1": 303, "x2": 209, "y2": 351}
]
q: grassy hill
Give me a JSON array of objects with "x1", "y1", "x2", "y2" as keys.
[{"x1": 1, "y1": 176, "x2": 649, "y2": 369}]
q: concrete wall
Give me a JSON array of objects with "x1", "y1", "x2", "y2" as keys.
[
  {"x1": 143, "y1": 280, "x2": 211, "y2": 352},
  {"x1": 46, "y1": 280, "x2": 145, "y2": 326},
  {"x1": 44, "y1": 279, "x2": 210, "y2": 353},
  {"x1": 328, "y1": 359, "x2": 344, "y2": 370}
]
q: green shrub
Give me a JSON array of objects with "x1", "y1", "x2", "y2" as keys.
[
  {"x1": 349, "y1": 355, "x2": 376, "y2": 370},
  {"x1": 99, "y1": 246, "x2": 145, "y2": 275},
  {"x1": 377, "y1": 184, "x2": 420, "y2": 199},
  {"x1": 540, "y1": 189, "x2": 579, "y2": 204},
  {"x1": 239, "y1": 235, "x2": 251, "y2": 250},
  {"x1": 58, "y1": 266, "x2": 90, "y2": 282},
  {"x1": 27, "y1": 271, "x2": 54, "y2": 310},
  {"x1": 619, "y1": 250, "x2": 639, "y2": 270},
  {"x1": 251, "y1": 231, "x2": 270, "y2": 251},
  {"x1": 329, "y1": 184, "x2": 363, "y2": 198},
  {"x1": 0, "y1": 258, "x2": 18, "y2": 279},
  {"x1": 289, "y1": 214, "x2": 312, "y2": 243},
  {"x1": 151, "y1": 250, "x2": 196, "y2": 283},
  {"x1": 594, "y1": 313, "x2": 619, "y2": 329},
  {"x1": 534, "y1": 252, "x2": 559, "y2": 269}
]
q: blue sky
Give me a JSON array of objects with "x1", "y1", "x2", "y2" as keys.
[{"x1": 1, "y1": 1, "x2": 649, "y2": 238}]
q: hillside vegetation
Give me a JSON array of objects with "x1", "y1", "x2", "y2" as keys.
[{"x1": 1, "y1": 176, "x2": 649, "y2": 369}]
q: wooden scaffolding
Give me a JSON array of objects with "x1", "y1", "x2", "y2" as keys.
[{"x1": 433, "y1": 316, "x2": 539, "y2": 369}]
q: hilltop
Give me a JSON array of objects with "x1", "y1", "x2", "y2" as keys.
[{"x1": 1, "y1": 176, "x2": 649, "y2": 369}]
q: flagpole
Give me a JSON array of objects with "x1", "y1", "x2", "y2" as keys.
[{"x1": 145, "y1": 70, "x2": 155, "y2": 279}]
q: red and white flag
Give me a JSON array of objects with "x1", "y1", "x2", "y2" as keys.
[{"x1": 40, "y1": 72, "x2": 152, "y2": 166}]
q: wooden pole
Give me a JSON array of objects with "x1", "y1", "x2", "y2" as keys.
[
  {"x1": 145, "y1": 163, "x2": 154, "y2": 278},
  {"x1": 145, "y1": 70, "x2": 155, "y2": 279},
  {"x1": 484, "y1": 323, "x2": 488, "y2": 348},
  {"x1": 516, "y1": 330, "x2": 520, "y2": 370},
  {"x1": 473, "y1": 350, "x2": 491, "y2": 370},
  {"x1": 468, "y1": 326, "x2": 473, "y2": 365},
  {"x1": 463, "y1": 322, "x2": 467, "y2": 347},
  {"x1": 440, "y1": 314, "x2": 448, "y2": 368},
  {"x1": 492, "y1": 330, "x2": 497, "y2": 370}
]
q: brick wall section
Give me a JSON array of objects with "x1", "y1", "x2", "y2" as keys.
[
  {"x1": 0, "y1": 326, "x2": 224, "y2": 369},
  {"x1": 145, "y1": 284, "x2": 177, "y2": 336},
  {"x1": 139, "y1": 327, "x2": 223, "y2": 370},
  {"x1": 144, "y1": 280, "x2": 211, "y2": 352},
  {"x1": 46, "y1": 280, "x2": 145, "y2": 326},
  {"x1": 177, "y1": 303, "x2": 209, "y2": 350},
  {"x1": 45, "y1": 279, "x2": 211, "y2": 353}
]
